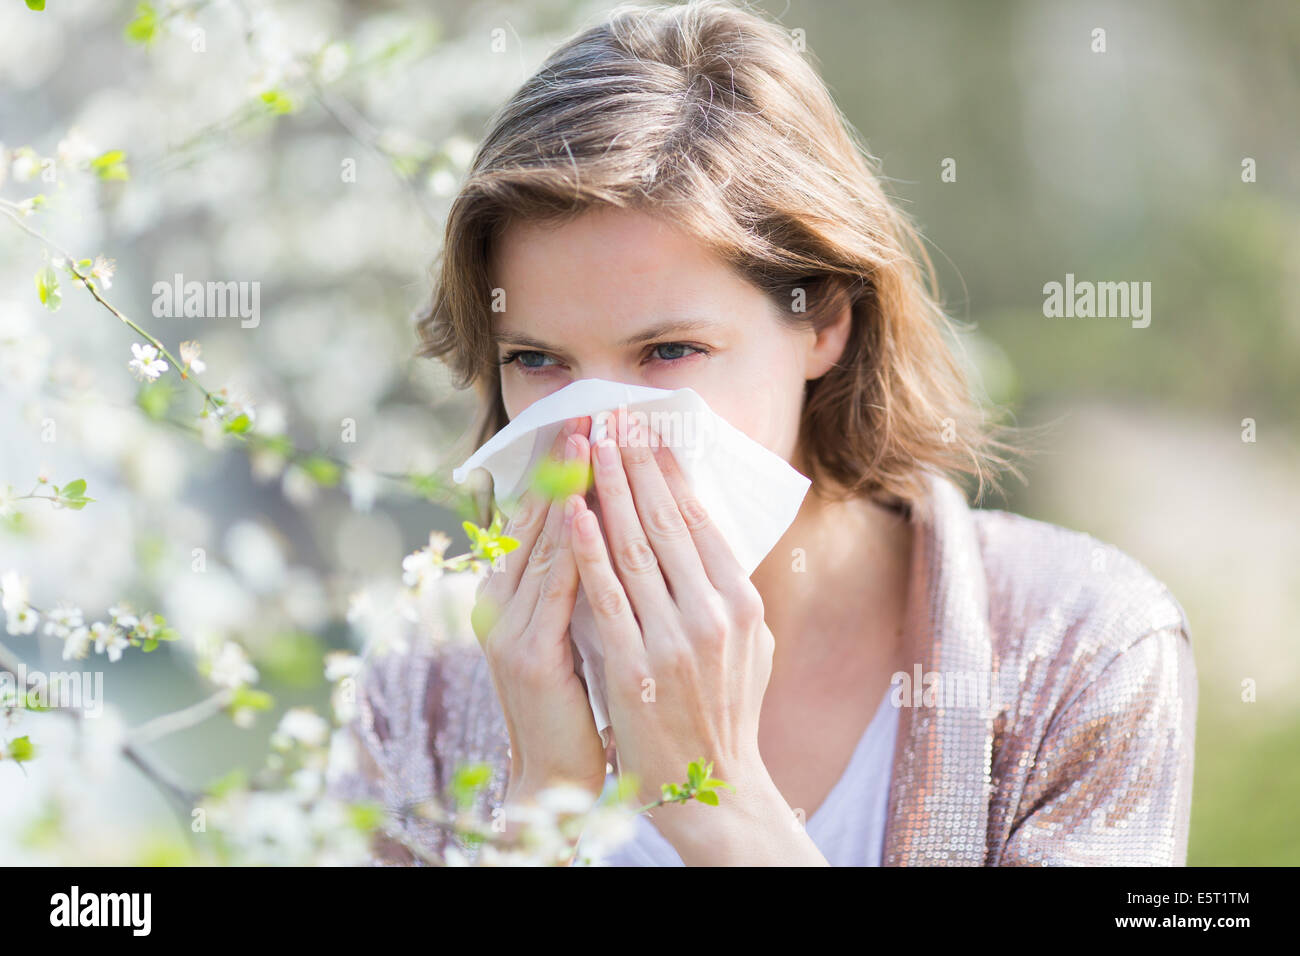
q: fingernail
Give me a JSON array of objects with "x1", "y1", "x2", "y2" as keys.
[
  {"x1": 576, "y1": 510, "x2": 598, "y2": 539},
  {"x1": 565, "y1": 435, "x2": 580, "y2": 461},
  {"x1": 595, "y1": 438, "x2": 618, "y2": 468}
]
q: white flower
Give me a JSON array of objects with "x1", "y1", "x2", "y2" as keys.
[
  {"x1": 91, "y1": 621, "x2": 129, "y2": 662},
  {"x1": 62, "y1": 625, "x2": 92, "y2": 660},
  {"x1": 443, "y1": 135, "x2": 476, "y2": 170},
  {"x1": 429, "y1": 168, "x2": 457, "y2": 197},
  {"x1": 127, "y1": 342, "x2": 168, "y2": 382},
  {"x1": 572, "y1": 804, "x2": 638, "y2": 864},
  {"x1": 289, "y1": 767, "x2": 324, "y2": 799},
  {"x1": 12, "y1": 150, "x2": 40, "y2": 182},
  {"x1": 44, "y1": 603, "x2": 84, "y2": 638},
  {"x1": 0, "y1": 484, "x2": 16, "y2": 518},
  {"x1": 315, "y1": 41, "x2": 349, "y2": 83},
  {"x1": 402, "y1": 532, "x2": 451, "y2": 590},
  {"x1": 536, "y1": 783, "x2": 599, "y2": 818},
  {"x1": 274, "y1": 707, "x2": 330, "y2": 748},
  {"x1": 6, "y1": 606, "x2": 38, "y2": 636},
  {"x1": 323, "y1": 650, "x2": 362, "y2": 683},
  {"x1": 2, "y1": 570, "x2": 39, "y2": 636},
  {"x1": 108, "y1": 603, "x2": 139, "y2": 631},
  {"x1": 345, "y1": 466, "x2": 379, "y2": 512},
  {"x1": 179, "y1": 340, "x2": 206, "y2": 374},
  {"x1": 88, "y1": 255, "x2": 115, "y2": 290},
  {"x1": 56, "y1": 128, "x2": 98, "y2": 167},
  {"x1": 1, "y1": 570, "x2": 29, "y2": 613},
  {"x1": 208, "y1": 641, "x2": 258, "y2": 689},
  {"x1": 280, "y1": 465, "x2": 317, "y2": 507}
]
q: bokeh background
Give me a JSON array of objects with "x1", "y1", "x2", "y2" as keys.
[{"x1": 0, "y1": 0, "x2": 1296, "y2": 864}]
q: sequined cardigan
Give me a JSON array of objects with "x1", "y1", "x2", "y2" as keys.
[{"x1": 327, "y1": 473, "x2": 1198, "y2": 866}]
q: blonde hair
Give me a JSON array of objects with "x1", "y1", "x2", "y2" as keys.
[{"x1": 418, "y1": 0, "x2": 1012, "y2": 516}]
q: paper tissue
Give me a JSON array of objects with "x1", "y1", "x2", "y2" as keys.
[{"x1": 453, "y1": 378, "x2": 811, "y2": 749}]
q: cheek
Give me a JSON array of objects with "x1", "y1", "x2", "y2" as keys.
[
  {"x1": 689, "y1": 377, "x2": 804, "y2": 462},
  {"x1": 499, "y1": 373, "x2": 560, "y2": 421}
]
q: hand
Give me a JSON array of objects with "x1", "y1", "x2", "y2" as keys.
[
  {"x1": 471, "y1": 415, "x2": 607, "y2": 805},
  {"x1": 565, "y1": 408, "x2": 781, "y2": 854}
]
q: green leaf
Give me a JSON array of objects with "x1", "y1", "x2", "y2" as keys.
[
  {"x1": 141, "y1": 637, "x2": 159, "y2": 652},
  {"x1": 35, "y1": 265, "x2": 61, "y2": 311},
  {"x1": 346, "y1": 801, "x2": 387, "y2": 832},
  {"x1": 223, "y1": 413, "x2": 253, "y2": 434},
  {"x1": 228, "y1": 686, "x2": 273, "y2": 712},
  {"x1": 61, "y1": 479, "x2": 86, "y2": 498},
  {"x1": 687, "y1": 760, "x2": 704, "y2": 789},
  {"x1": 258, "y1": 631, "x2": 324, "y2": 688},
  {"x1": 123, "y1": 3, "x2": 158, "y2": 46},
  {"x1": 408, "y1": 473, "x2": 445, "y2": 500},
  {"x1": 89, "y1": 149, "x2": 130, "y2": 181},
  {"x1": 252, "y1": 434, "x2": 293, "y2": 458},
  {"x1": 204, "y1": 768, "x2": 248, "y2": 798},
  {"x1": 695, "y1": 789, "x2": 719, "y2": 806},
  {"x1": 8, "y1": 736, "x2": 35, "y2": 762},
  {"x1": 529, "y1": 456, "x2": 591, "y2": 502},
  {"x1": 259, "y1": 89, "x2": 297, "y2": 115},
  {"x1": 136, "y1": 381, "x2": 172, "y2": 420},
  {"x1": 299, "y1": 456, "x2": 341, "y2": 487},
  {"x1": 26, "y1": 1, "x2": 45, "y2": 12},
  {"x1": 448, "y1": 762, "x2": 492, "y2": 809}
]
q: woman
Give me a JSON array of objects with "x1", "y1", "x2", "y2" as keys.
[{"x1": 329, "y1": 0, "x2": 1197, "y2": 866}]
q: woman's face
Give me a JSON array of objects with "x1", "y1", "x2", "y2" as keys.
[{"x1": 491, "y1": 206, "x2": 844, "y2": 465}]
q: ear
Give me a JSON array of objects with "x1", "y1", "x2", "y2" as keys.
[{"x1": 803, "y1": 294, "x2": 853, "y2": 381}]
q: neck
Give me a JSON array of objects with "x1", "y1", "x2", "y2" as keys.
[{"x1": 750, "y1": 478, "x2": 914, "y2": 674}]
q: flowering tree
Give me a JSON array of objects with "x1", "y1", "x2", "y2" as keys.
[{"x1": 0, "y1": 0, "x2": 725, "y2": 866}]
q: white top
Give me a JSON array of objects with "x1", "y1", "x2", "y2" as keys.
[{"x1": 588, "y1": 687, "x2": 900, "y2": 866}]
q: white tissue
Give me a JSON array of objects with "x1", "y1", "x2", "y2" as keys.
[{"x1": 453, "y1": 378, "x2": 811, "y2": 750}]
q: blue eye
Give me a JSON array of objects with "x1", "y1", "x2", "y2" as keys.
[
  {"x1": 653, "y1": 343, "x2": 700, "y2": 361},
  {"x1": 498, "y1": 350, "x2": 556, "y2": 370},
  {"x1": 497, "y1": 342, "x2": 710, "y2": 375}
]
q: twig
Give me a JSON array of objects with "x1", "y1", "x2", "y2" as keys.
[{"x1": 0, "y1": 639, "x2": 201, "y2": 809}]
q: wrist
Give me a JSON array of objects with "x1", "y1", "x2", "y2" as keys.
[{"x1": 652, "y1": 767, "x2": 821, "y2": 866}]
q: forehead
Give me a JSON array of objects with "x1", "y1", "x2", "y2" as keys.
[{"x1": 491, "y1": 207, "x2": 764, "y2": 331}]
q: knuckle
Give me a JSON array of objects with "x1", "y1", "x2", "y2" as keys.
[
  {"x1": 623, "y1": 441, "x2": 653, "y2": 466},
  {"x1": 527, "y1": 532, "x2": 556, "y2": 572},
  {"x1": 617, "y1": 536, "x2": 658, "y2": 575},
  {"x1": 689, "y1": 598, "x2": 730, "y2": 643},
  {"x1": 654, "y1": 638, "x2": 694, "y2": 675},
  {"x1": 647, "y1": 501, "x2": 687, "y2": 538},
  {"x1": 508, "y1": 500, "x2": 536, "y2": 533},
  {"x1": 538, "y1": 566, "x2": 572, "y2": 603},
  {"x1": 592, "y1": 585, "x2": 628, "y2": 620},
  {"x1": 677, "y1": 495, "x2": 710, "y2": 532},
  {"x1": 733, "y1": 586, "x2": 765, "y2": 628}
]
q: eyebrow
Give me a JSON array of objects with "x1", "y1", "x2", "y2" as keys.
[{"x1": 495, "y1": 318, "x2": 724, "y2": 352}]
